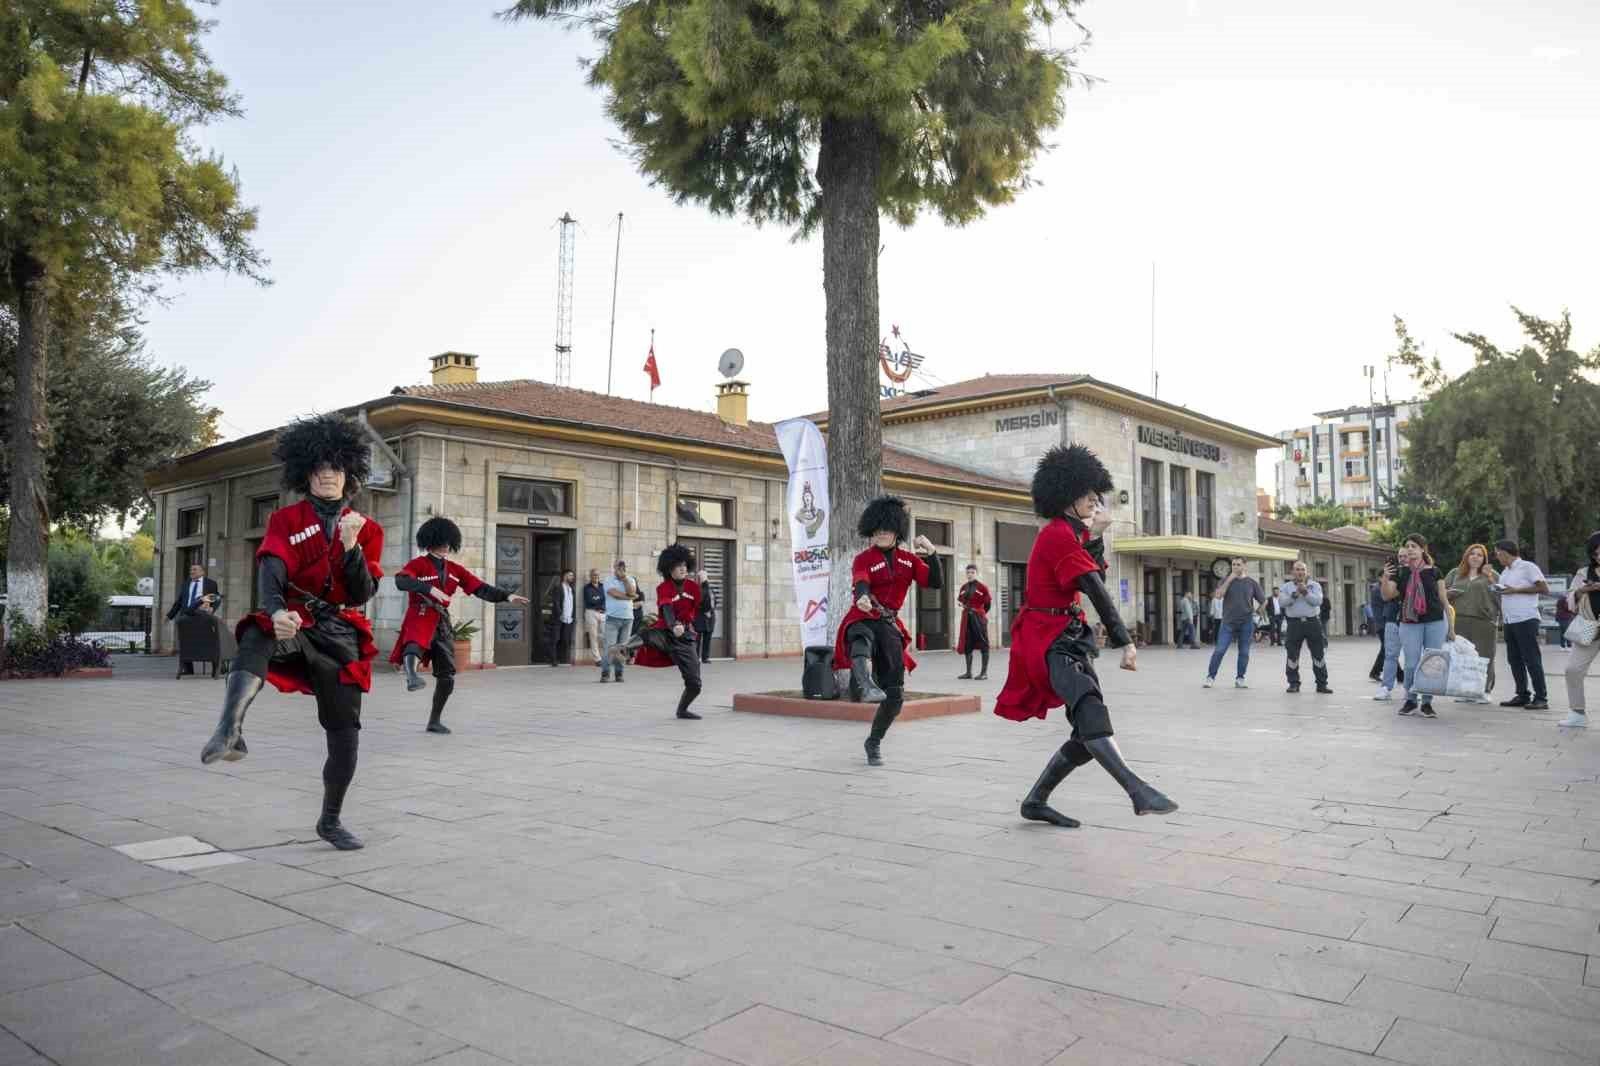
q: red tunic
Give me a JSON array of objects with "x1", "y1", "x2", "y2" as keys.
[
  {"x1": 994, "y1": 518, "x2": 1103, "y2": 722},
  {"x1": 955, "y1": 580, "x2": 992, "y2": 654},
  {"x1": 831, "y1": 547, "x2": 931, "y2": 671},
  {"x1": 635, "y1": 578, "x2": 700, "y2": 668},
  {"x1": 236, "y1": 499, "x2": 385, "y2": 696},
  {"x1": 387, "y1": 555, "x2": 486, "y2": 666}
]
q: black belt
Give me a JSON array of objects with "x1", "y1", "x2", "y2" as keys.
[{"x1": 1022, "y1": 605, "x2": 1080, "y2": 617}]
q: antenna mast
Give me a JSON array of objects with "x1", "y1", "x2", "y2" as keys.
[{"x1": 554, "y1": 212, "x2": 576, "y2": 387}]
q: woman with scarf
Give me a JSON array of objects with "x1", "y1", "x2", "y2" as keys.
[
  {"x1": 1559, "y1": 531, "x2": 1600, "y2": 729},
  {"x1": 199, "y1": 414, "x2": 384, "y2": 851},
  {"x1": 998, "y1": 445, "x2": 1178, "y2": 828},
  {"x1": 1445, "y1": 543, "x2": 1498, "y2": 704},
  {"x1": 956, "y1": 564, "x2": 992, "y2": 680},
  {"x1": 1381, "y1": 534, "x2": 1453, "y2": 719}
]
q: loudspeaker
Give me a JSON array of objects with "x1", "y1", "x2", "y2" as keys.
[{"x1": 802, "y1": 646, "x2": 838, "y2": 700}]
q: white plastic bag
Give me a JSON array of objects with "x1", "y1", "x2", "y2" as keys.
[{"x1": 1410, "y1": 637, "x2": 1488, "y2": 699}]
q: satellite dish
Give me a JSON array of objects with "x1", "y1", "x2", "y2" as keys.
[{"x1": 718, "y1": 348, "x2": 745, "y2": 379}]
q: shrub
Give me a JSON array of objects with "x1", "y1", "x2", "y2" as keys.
[{"x1": 2, "y1": 613, "x2": 112, "y2": 679}]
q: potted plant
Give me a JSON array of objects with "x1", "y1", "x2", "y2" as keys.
[{"x1": 450, "y1": 619, "x2": 479, "y2": 669}]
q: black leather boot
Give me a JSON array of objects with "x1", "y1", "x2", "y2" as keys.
[
  {"x1": 976, "y1": 650, "x2": 989, "y2": 681},
  {"x1": 315, "y1": 728, "x2": 363, "y2": 850},
  {"x1": 1084, "y1": 736, "x2": 1178, "y2": 816},
  {"x1": 403, "y1": 652, "x2": 427, "y2": 692},
  {"x1": 864, "y1": 689, "x2": 902, "y2": 765},
  {"x1": 676, "y1": 683, "x2": 702, "y2": 720},
  {"x1": 959, "y1": 652, "x2": 973, "y2": 679},
  {"x1": 201, "y1": 670, "x2": 263, "y2": 765},
  {"x1": 851, "y1": 657, "x2": 887, "y2": 703},
  {"x1": 1019, "y1": 742, "x2": 1092, "y2": 827},
  {"x1": 427, "y1": 678, "x2": 453, "y2": 734}
]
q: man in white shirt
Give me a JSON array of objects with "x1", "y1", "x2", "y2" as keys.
[
  {"x1": 1494, "y1": 539, "x2": 1549, "y2": 709},
  {"x1": 544, "y1": 569, "x2": 577, "y2": 666}
]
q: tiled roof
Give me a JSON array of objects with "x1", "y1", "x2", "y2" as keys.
[
  {"x1": 1258, "y1": 516, "x2": 1392, "y2": 553},
  {"x1": 393, "y1": 378, "x2": 1028, "y2": 494},
  {"x1": 806, "y1": 373, "x2": 1084, "y2": 421}
]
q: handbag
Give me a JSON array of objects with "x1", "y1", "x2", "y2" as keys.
[{"x1": 1564, "y1": 593, "x2": 1598, "y2": 647}]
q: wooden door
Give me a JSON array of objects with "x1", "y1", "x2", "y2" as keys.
[{"x1": 531, "y1": 533, "x2": 570, "y2": 663}]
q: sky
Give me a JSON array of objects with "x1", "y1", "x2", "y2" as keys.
[{"x1": 140, "y1": 0, "x2": 1600, "y2": 493}]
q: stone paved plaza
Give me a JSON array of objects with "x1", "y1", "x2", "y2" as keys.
[{"x1": 2, "y1": 639, "x2": 1598, "y2": 1066}]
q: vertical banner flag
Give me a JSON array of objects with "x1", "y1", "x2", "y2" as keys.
[{"x1": 775, "y1": 418, "x2": 831, "y2": 649}]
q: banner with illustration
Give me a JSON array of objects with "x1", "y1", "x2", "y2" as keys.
[{"x1": 775, "y1": 418, "x2": 831, "y2": 649}]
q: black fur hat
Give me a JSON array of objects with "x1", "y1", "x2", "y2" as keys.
[
  {"x1": 416, "y1": 516, "x2": 462, "y2": 553},
  {"x1": 657, "y1": 543, "x2": 697, "y2": 580},
  {"x1": 1032, "y1": 444, "x2": 1113, "y2": 519},
  {"x1": 857, "y1": 496, "x2": 910, "y2": 541},
  {"x1": 273, "y1": 413, "x2": 371, "y2": 498}
]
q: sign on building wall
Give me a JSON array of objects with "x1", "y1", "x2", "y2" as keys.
[
  {"x1": 775, "y1": 418, "x2": 832, "y2": 649},
  {"x1": 878, "y1": 325, "x2": 927, "y2": 399},
  {"x1": 992, "y1": 409, "x2": 1059, "y2": 434},
  {"x1": 1136, "y1": 424, "x2": 1224, "y2": 463}
]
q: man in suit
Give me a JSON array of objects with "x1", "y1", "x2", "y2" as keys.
[
  {"x1": 168, "y1": 563, "x2": 221, "y2": 675},
  {"x1": 544, "y1": 569, "x2": 575, "y2": 665}
]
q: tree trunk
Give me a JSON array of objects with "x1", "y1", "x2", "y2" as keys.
[
  {"x1": 817, "y1": 116, "x2": 883, "y2": 647},
  {"x1": 1502, "y1": 496, "x2": 1521, "y2": 546},
  {"x1": 1532, "y1": 491, "x2": 1550, "y2": 573},
  {"x1": 6, "y1": 254, "x2": 54, "y2": 636}
]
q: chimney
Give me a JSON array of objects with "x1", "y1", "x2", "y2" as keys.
[
  {"x1": 429, "y1": 352, "x2": 479, "y2": 386},
  {"x1": 715, "y1": 380, "x2": 749, "y2": 426}
]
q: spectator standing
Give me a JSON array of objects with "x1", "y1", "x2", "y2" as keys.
[
  {"x1": 1494, "y1": 539, "x2": 1549, "y2": 709},
  {"x1": 599, "y1": 560, "x2": 635, "y2": 682},
  {"x1": 693, "y1": 568, "x2": 718, "y2": 663},
  {"x1": 1278, "y1": 561, "x2": 1331, "y2": 694},
  {"x1": 1177, "y1": 590, "x2": 1198, "y2": 649},
  {"x1": 1205, "y1": 558, "x2": 1265, "y2": 689},
  {"x1": 1263, "y1": 592, "x2": 1281, "y2": 647},
  {"x1": 1317, "y1": 580, "x2": 1332, "y2": 639},
  {"x1": 1371, "y1": 549, "x2": 1408, "y2": 700},
  {"x1": 544, "y1": 569, "x2": 576, "y2": 666},
  {"x1": 582, "y1": 568, "x2": 606, "y2": 665},
  {"x1": 1559, "y1": 531, "x2": 1600, "y2": 728},
  {"x1": 167, "y1": 562, "x2": 222, "y2": 676},
  {"x1": 1445, "y1": 544, "x2": 1498, "y2": 703},
  {"x1": 1382, "y1": 535, "x2": 1452, "y2": 718}
]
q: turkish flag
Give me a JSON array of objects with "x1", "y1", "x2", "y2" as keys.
[{"x1": 643, "y1": 341, "x2": 661, "y2": 390}]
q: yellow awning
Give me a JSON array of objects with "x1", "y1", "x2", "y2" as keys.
[{"x1": 1111, "y1": 535, "x2": 1298, "y2": 563}]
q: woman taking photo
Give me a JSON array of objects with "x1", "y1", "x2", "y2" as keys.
[
  {"x1": 1381, "y1": 534, "x2": 1453, "y2": 718},
  {"x1": 1445, "y1": 543, "x2": 1498, "y2": 703},
  {"x1": 1560, "y1": 531, "x2": 1600, "y2": 729}
]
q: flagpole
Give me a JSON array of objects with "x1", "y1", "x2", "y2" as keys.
[{"x1": 606, "y1": 212, "x2": 623, "y2": 395}]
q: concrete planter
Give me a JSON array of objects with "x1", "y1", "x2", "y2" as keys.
[{"x1": 732, "y1": 690, "x2": 979, "y2": 721}]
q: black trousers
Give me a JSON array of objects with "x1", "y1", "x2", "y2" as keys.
[
  {"x1": 1504, "y1": 618, "x2": 1547, "y2": 700},
  {"x1": 404, "y1": 631, "x2": 456, "y2": 680},
  {"x1": 962, "y1": 612, "x2": 990, "y2": 653},
  {"x1": 1044, "y1": 621, "x2": 1114, "y2": 742},
  {"x1": 697, "y1": 627, "x2": 713, "y2": 662},
  {"x1": 1284, "y1": 617, "x2": 1328, "y2": 687},
  {"x1": 847, "y1": 618, "x2": 906, "y2": 690},
  {"x1": 234, "y1": 624, "x2": 362, "y2": 732},
  {"x1": 545, "y1": 620, "x2": 573, "y2": 664},
  {"x1": 641, "y1": 628, "x2": 703, "y2": 690}
]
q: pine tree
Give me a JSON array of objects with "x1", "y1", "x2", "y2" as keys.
[
  {"x1": 502, "y1": 0, "x2": 1091, "y2": 639},
  {"x1": 0, "y1": 0, "x2": 265, "y2": 628}
]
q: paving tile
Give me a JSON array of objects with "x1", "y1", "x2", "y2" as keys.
[
  {"x1": 1376, "y1": 1018, "x2": 1588, "y2": 1066},
  {"x1": 189, "y1": 856, "x2": 339, "y2": 899},
  {"x1": 0, "y1": 1027, "x2": 52, "y2": 1066},
  {"x1": 687, "y1": 1004, "x2": 851, "y2": 1066},
  {"x1": 0, "y1": 867, "x2": 103, "y2": 920},
  {"x1": 19, "y1": 900, "x2": 247, "y2": 988},
  {"x1": 150, "y1": 851, "x2": 250, "y2": 872},
  {"x1": 64, "y1": 860, "x2": 195, "y2": 900},
  {"x1": 1278, "y1": 869, "x2": 1493, "y2": 915},
  {"x1": 1131, "y1": 884, "x2": 1366, "y2": 939},
  {"x1": 1044, "y1": 1037, "x2": 1185, "y2": 1066},
  {"x1": 412, "y1": 1051, "x2": 517, "y2": 1066},
  {"x1": 122, "y1": 882, "x2": 303, "y2": 941},
  {"x1": 0, "y1": 923, "x2": 96, "y2": 995},
  {"x1": 1173, "y1": 976, "x2": 1394, "y2": 1053},
  {"x1": 885, "y1": 1003, "x2": 1072, "y2": 1066},
  {"x1": 1090, "y1": 931, "x2": 1364, "y2": 1002},
  {"x1": 1352, "y1": 918, "x2": 1587, "y2": 981},
  {"x1": 1263, "y1": 1036, "x2": 1406, "y2": 1065},
  {"x1": 1348, "y1": 975, "x2": 1600, "y2": 1060},
  {"x1": 366, "y1": 969, "x2": 675, "y2": 1065},
  {"x1": 1455, "y1": 966, "x2": 1600, "y2": 1022},
  {"x1": 1010, "y1": 945, "x2": 1197, "y2": 1005},
  {"x1": 112, "y1": 836, "x2": 215, "y2": 861},
  {"x1": 1490, "y1": 916, "x2": 1600, "y2": 957},
  {"x1": 228, "y1": 922, "x2": 454, "y2": 997},
  {"x1": 148, "y1": 961, "x2": 311, "y2": 1015},
  {"x1": 392, "y1": 921, "x2": 516, "y2": 963},
  {"x1": 206, "y1": 983, "x2": 462, "y2": 1066},
  {"x1": 796, "y1": 1033, "x2": 963, "y2": 1065},
  {"x1": 686, "y1": 955, "x2": 935, "y2": 1037},
  {"x1": 274, "y1": 882, "x2": 462, "y2": 942},
  {"x1": 836, "y1": 911, "x2": 1044, "y2": 968}
]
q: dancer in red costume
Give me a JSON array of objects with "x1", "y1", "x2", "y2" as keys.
[
  {"x1": 615, "y1": 543, "x2": 705, "y2": 719},
  {"x1": 831, "y1": 496, "x2": 942, "y2": 766},
  {"x1": 390, "y1": 516, "x2": 528, "y2": 734},
  {"x1": 199, "y1": 414, "x2": 385, "y2": 850},
  {"x1": 996, "y1": 445, "x2": 1179, "y2": 827},
  {"x1": 956, "y1": 564, "x2": 992, "y2": 680}
]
